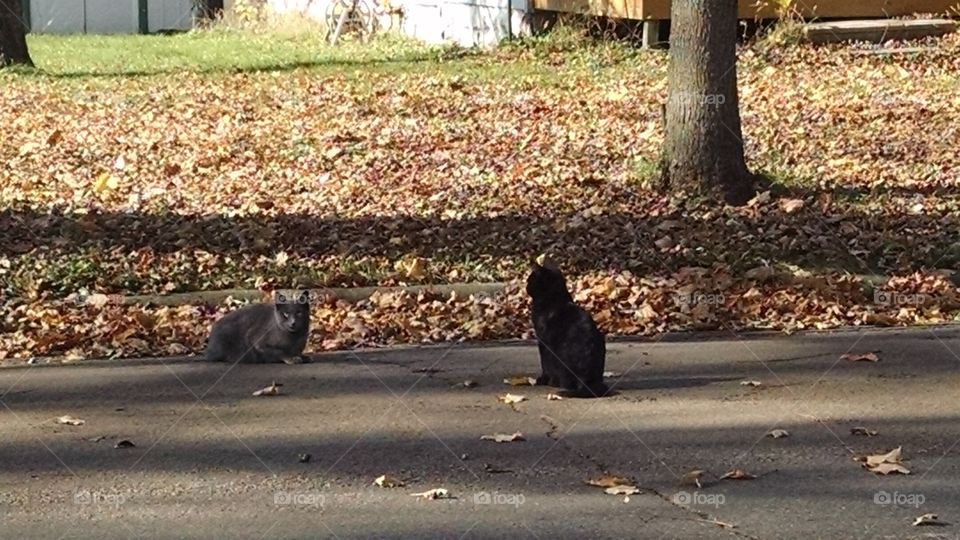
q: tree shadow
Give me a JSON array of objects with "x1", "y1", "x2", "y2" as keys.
[{"x1": 2, "y1": 196, "x2": 959, "y2": 296}]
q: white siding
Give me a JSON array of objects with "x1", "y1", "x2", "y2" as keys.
[
  {"x1": 265, "y1": 0, "x2": 327, "y2": 19},
  {"x1": 400, "y1": 0, "x2": 530, "y2": 47}
]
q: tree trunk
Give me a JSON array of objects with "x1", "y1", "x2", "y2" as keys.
[
  {"x1": 660, "y1": 0, "x2": 754, "y2": 205},
  {"x1": 0, "y1": 0, "x2": 33, "y2": 68}
]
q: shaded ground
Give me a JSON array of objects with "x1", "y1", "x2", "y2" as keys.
[{"x1": 2, "y1": 327, "x2": 960, "y2": 538}]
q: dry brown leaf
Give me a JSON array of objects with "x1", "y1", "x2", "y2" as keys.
[
  {"x1": 865, "y1": 447, "x2": 902, "y2": 467},
  {"x1": 869, "y1": 463, "x2": 911, "y2": 475},
  {"x1": 768, "y1": 429, "x2": 790, "y2": 439},
  {"x1": 374, "y1": 474, "x2": 404, "y2": 488},
  {"x1": 779, "y1": 198, "x2": 805, "y2": 214},
  {"x1": 681, "y1": 469, "x2": 705, "y2": 488},
  {"x1": 410, "y1": 488, "x2": 450, "y2": 500},
  {"x1": 56, "y1": 415, "x2": 85, "y2": 426},
  {"x1": 739, "y1": 380, "x2": 762, "y2": 387},
  {"x1": 497, "y1": 393, "x2": 527, "y2": 405},
  {"x1": 720, "y1": 469, "x2": 756, "y2": 480},
  {"x1": 480, "y1": 432, "x2": 525, "y2": 443},
  {"x1": 604, "y1": 485, "x2": 640, "y2": 495},
  {"x1": 699, "y1": 518, "x2": 737, "y2": 529},
  {"x1": 86, "y1": 294, "x2": 112, "y2": 308},
  {"x1": 850, "y1": 427, "x2": 878, "y2": 437},
  {"x1": 585, "y1": 475, "x2": 633, "y2": 488},
  {"x1": 546, "y1": 393, "x2": 564, "y2": 401},
  {"x1": 504, "y1": 376, "x2": 537, "y2": 386},
  {"x1": 841, "y1": 352, "x2": 880, "y2": 362},
  {"x1": 252, "y1": 381, "x2": 283, "y2": 397},
  {"x1": 913, "y1": 513, "x2": 942, "y2": 526},
  {"x1": 654, "y1": 236, "x2": 674, "y2": 250}
]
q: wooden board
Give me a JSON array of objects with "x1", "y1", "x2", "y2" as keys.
[
  {"x1": 531, "y1": 0, "x2": 960, "y2": 21},
  {"x1": 804, "y1": 18, "x2": 958, "y2": 44}
]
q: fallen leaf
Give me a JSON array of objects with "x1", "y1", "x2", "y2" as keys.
[
  {"x1": 93, "y1": 172, "x2": 120, "y2": 194},
  {"x1": 841, "y1": 352, "x2": 880, "y2": 362},
  {"x1": 654, "y1": 235, "x2": 675, "y2": 249},
  {"x1": 720, "y1": 469, "x2": 756, "y2": 480},
  {"x1": 681, "y1": 469, "x2": 705, "y2": 488},
  {"x1": 586, "y1": 475, "x2": 633, "y2": 488},
  {"x1": 504, "y1": 376, "x2": 537, "y2": 386},
  {"x1": 452, "y1": 380, "x2": 478, "y2": 389},
  {"x1": 480, "y1": 432, "x2": 525, "y2": 443},
  {"x1": 748, "y1": 190, "x2": 771, "y2": 206},
  {"x1": 779, "y1": 198, "x2": 805, "y2": 213},
  {"x1": 864, "y1": 447, "x2": 902, "y2": 467},
  {"x1": 46, "y1": 130, "x2": 63, "y2": 145},
  {"x1": 56, "y1": 415, "x2": 85, "y2": 426},
  {"x1": 86, "y1": 293, "x2": 112, "y2": 308},
  {"x1": 498, "y1": 393, "x2": 527, "y2": 404},
  {"x1": 546, "y1": 393, "x2": 563, "y2": 401},
  {"x1": 253, "y1": 381, "x2": 283, "y2": 397},
  {"x1": 410, "y1": 488, "x2": 450, "y2": 500},
  {"x1": 374, "y1": 474, "x2": 404, "y2": 488},
  {"x1": 768, "y1": 429, "x2": 790, "y2": 439},
  {"x1": 604, "y1": 485, "x2": 640, "y2": 495},
  {"x1": 114, "y1": 440, "x2": 136, "y2": 449},
  {"x1": 739, "y1": 380, "x2": 761, "y2": 387},
  {"x1": 913, "y1": 513, "x2": 943, "y2": 526},
  {"x1": 850, "y1": 427, "x2": 878, "y2": 437},
  {"x1": 869, "y1": 462, "x2": 911, "y2": 475},
  {"x1": 602, "y1": 371, "x2": 621, "y2": 378},
  {"x1": 699, "y1": 518, "x2": 737, "y2": 529}
]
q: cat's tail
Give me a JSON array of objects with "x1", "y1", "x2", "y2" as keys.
[{"x1": 563, "y1": 380, "x2": 610, "y2": 399}]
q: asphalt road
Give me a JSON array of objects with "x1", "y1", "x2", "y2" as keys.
[{"x1": 2, "y1": 327, "x2": 960, "y2": 539}]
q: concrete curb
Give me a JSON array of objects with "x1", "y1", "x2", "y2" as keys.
[
  {"x1": 7, "y1": 323, "x2": 960, "y2": 370},
  {"x1": 80, "y1": 272, "x2": 918, "y2": 308},
  {"x1": 98, "y1": 282, "x2": 512, "y2": 307}
]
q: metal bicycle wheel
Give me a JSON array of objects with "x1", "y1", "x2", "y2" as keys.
[{"x1": 325, "y1": 0, "x2": 376, "y2": 43}]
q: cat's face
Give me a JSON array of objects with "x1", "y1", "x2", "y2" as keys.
[
  {"x1": 274, "y1": 290, "x2": 310, "y2": 333},
  {"x1": 526, "y1": 263, "x2": 568, "y2": 299}
]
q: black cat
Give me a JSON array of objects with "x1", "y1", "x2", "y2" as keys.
[
  {"x1": 205, "y1": 290, "x2": 311, "y2": 364},
  {"x1": 526, "y1": 262, "x2": 608, "y2": 398}
]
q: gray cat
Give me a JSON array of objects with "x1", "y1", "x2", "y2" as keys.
[{"x1": 205, "y1": 290, "x2": 311, "y2": 364}]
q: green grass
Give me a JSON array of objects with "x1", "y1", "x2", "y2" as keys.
[
  {"x1": 21, "y1": 30, "x2": 449, "y2": 77},
  {"x1": 8, "y1": 26, "x2": 659, "y2": 83}
]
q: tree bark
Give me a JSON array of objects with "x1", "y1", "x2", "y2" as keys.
[
  {"x1": 660, "y1": 0, "x2": 754, "y2": 205},
  {"x1": 0, "y1": 0, "x2": 33, "y2": 68}
]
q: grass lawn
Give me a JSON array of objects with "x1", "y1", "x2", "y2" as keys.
[{"x1": 2, "y1": 28, "x2": 960, "y2": 360}]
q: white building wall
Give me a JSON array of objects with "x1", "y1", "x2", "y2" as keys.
[{"x1": 263, "y1": 0, "x2": 530, "y2": 47}]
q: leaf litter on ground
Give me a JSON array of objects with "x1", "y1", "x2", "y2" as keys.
[{"x1": 4, "y1": 34, "x2": 960, "y2": 361}]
